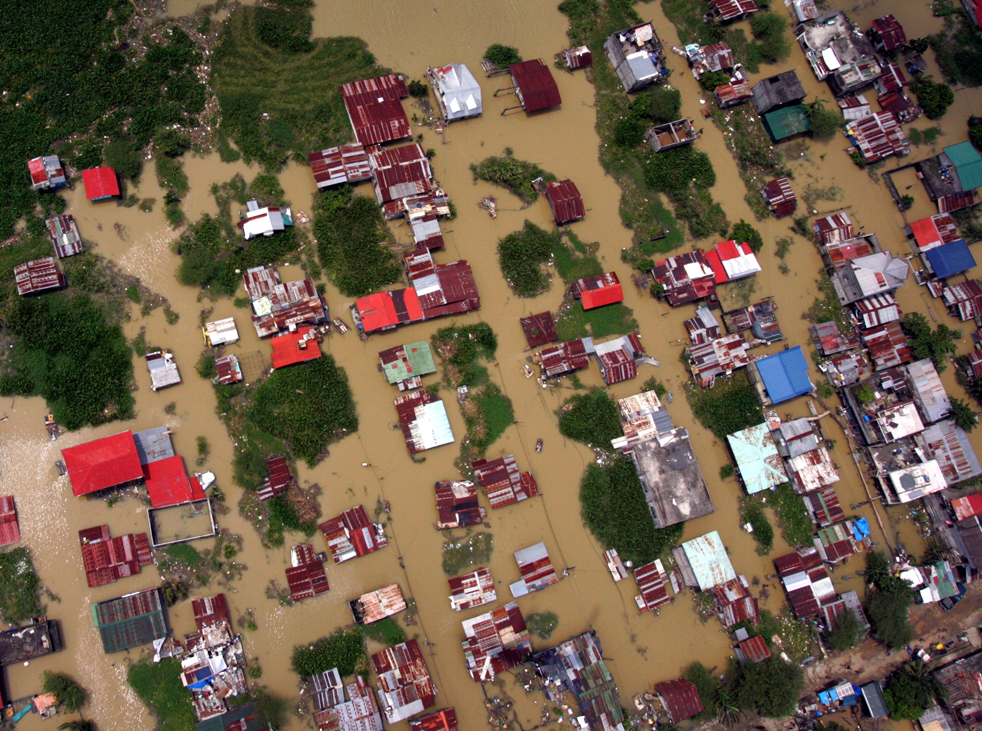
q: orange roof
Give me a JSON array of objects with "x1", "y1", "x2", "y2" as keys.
[
  {"x1": 581, "y1": 283, "x2": 623, "y2": 309},
  {"x1": 270, "y1": 327, "x2": 322, "y2": 369},
  {"x1": 63, "y1": 431, "x2": 143, "y2": 497},
  {"x1": 356, "y1": 289, "x2": 424, "y2": 333}
]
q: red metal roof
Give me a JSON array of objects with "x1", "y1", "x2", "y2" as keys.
[
  {"x1": 461, "y1": 602, "x2": 531, "y2": 681},
  {"x1": 739, "y1": 635, "x2": 772, "y2": 663},
  {"x1": 257, "y1": 456, "x2": 292, "y2": 502},
  {"x1": 510, "y1": 60, "x2": 562, "y2": 112},
  {"x1": 370, "y1": 144, "x2": 432, "y2": 204},
  {"x1": 910, "y1": 213, "x2": 960, "y2": 252},
  {"x1": 848, "y1": 111, "x2": 911, "y2": 163},
  {"x1": 143, "y1": 455, "x2": 205, "y2": 509},
  {"x1": 191, "y1": 594, "x2": 230, "y2": 630},
  {"x1": 472, "y1": 456, "x2": 539, "y2": 509},
  {"x1": 761, "y1": 177, "x2": 797, "y2": 218},
  {"x1": 215, "y1": 354, "x2": 243, "y2": 385},
  {"x1": 654, "y1": 251, "x2": 717, "y2": 306},
  {"x1": 319, "y1": 505, "x2": 387, "y2": 563},
  {"x1": 410, "y1": 708, "x2": 458, "y2": 731},
  {"x1": 804, "y1": 486, "x2": 845, "y2": 527},
  {"x1": 270, "y1": 326, "x2": 322, "y2": 369},
  {"x1": 634, "y1": 560, "x2": 670, "y2": 612},
  {"x1": 520, "y1": 312, "x2": 559, "y2": 348},
  {"x1": 356, "y1": 288, "x2": 424, "y2": 333},
  {"x1": 545, "y1": 180, "x2": 585, "y2": 225},
  {"x1": 0, "y1": 496, "x2": 20, "y2": 547},
  {"x1": 715, "y1": 79, "x2": 752, "y2": 107},
  {"x1": 575, "y1": 272, "x2": 623, "y2": 309},
  {"x1": 708, "y1": 0, "x2": 759, "y2": 20},
  {"x1": 81, "y1": 167, "x2": 120, "y2": 200},
  {"x1": 63, "y1": 431, "x2": 143, "y2": 497},
  {"x1": 286, "y1": 544, "x2": 330, "y2": 601},
  {"x1": 863, "y1": 321, "x2": 913, "y2": 371},
  {"x1": 79, "y1": 525, "x2": 152, "y2": 587},
  {"x1": 655, "y1": 679, "x2": 704, "y2": 724},
  {"x1": 371, "y1": 640, "x2": 436, "y2": 721},
  {"x1": 14, "y1": 257, "x2": 66, "y2": 296},
  {"x1": 536, "y1": 338, "x2": 590, "y2": 378},
  {"x1": 309, "y1": 143, "x2": 371, "y2": 189},
  {"x1": 28, "y1": 157, "x2": 47, "y2": 186},
  {"x1": 448, "y1": 567, "x2": 496, "y2": 611},
  {"x1": 869, "y1": 15, "x2": 907, "y2": 52},
  {"x1": 435, "y1": 480, "x2": 486, "y2": 529},
  {"x1": 340, "y1": 74, "x2": 411, "y2": 146}
]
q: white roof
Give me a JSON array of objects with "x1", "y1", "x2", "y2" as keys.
[
  {"x1": 683, "y1": 260, "x2": 713, "y2": 280},
  {"x1": 822, "y1": 48, "x2": 842, "y2": 70},
  {"x1": 889, "y1": 459, "x2": 947, "y2": 502},
  {"x1": 431, "y1": 63, "x2": 483, "y2": 120},
  {"x1": 408, "y1": 400, "x2": 454, "y2": 451},
  {"x1": 204, "y1": 318, "x2": 239, "y2": 346},
  {"x1": 721, "y1": 246, "x2": 761, "y2": 280}
]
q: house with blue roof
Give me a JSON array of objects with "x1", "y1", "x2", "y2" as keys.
[
  {"x1": 925, "y1": 239, "x2": 975, "y2": 280},
  {"x1": 747, "y1": 347, "x2": 813, "y2": 405}
]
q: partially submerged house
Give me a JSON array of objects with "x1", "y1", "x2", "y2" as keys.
[
  {"x1": 684, "y1": 42, "x2": 734, "y2": 79},
  {"x1": 318, "y1": 505, "x2": 388, "y2": 564},
  {"x1": 270, "y1": 327, "x2": 321, "y2": 370},
  {"x1": 146, "y1": 350, "x2": 181, "y2": 390},
  {"x1": 520, "y1": 312, "x2": 559, "y2": 349},
  {"x1": 310, "y1": 672, "x2": 384, "y2": 731},
  {"x1": 93, "y1": 587, "x2": 168, "y2": 654},
  {"x1": 256, "y1": 455, "x2": 292, "y2": 502},
  {"x1": 534, "y1": 338, "x2": 592, "y2": 379},
  {"x1": 142, "y1": 454, "x2": 206, "y2": 509},
  {"x1": 572, "y1": 272, "x2": 624, "y2": 309},
  {"x1": 372, "y1": 640, "x2": 436, "y2": 724},
  {"x1": 925, "y1": 239, "x2": 975, "y2": 281},
  {"x1": 726, "y1": 423, "x2": 789, "y2": 494},
  {"x1": 634, "y1": 559, "x2": 671, "y2": 612},
  {"x1": 653, "y1": 250, "x2": 716, "y2": 306},
  {"x1": 655, "y1": 679, "x2": 705, "y2": 724},
  {"x1": 563, "y1": 46, "x2": 593, "y2": 70},
  {"x1": 510, "y1": 542, "x2": 559, "y2": 598},
  {"x1": 604, "y1": 22, "x2": 667, "y2": 93},
  {"x1": 471, "y1": 455, "x2": 539, "y2": 509},
  {"x1": 797, "y1": 10, "x2": 882, "y2": 96},
  {"x1": 309, "y1": 143, "x2": 372, "y2": 190},
  {"x1": 707, "y1": 0, "x2": 759, "y2": 22},
  {"x1": 434, "y1": 480, "x2": 486, "y2": 529},
  {"x1": 706, "y1": 239, "x2": 761, "y2": 283},
  {"x1": 410, "y1": 709, "x2": 458, "y2": 731},
  {"x1": 340, "y1": 74, "x2": 411, "y2": 146},
  {"x1": 914, "y1": 142, "x2": 982, "y2": 214},
  {"x1": 854, "y1": 293, "x2": 900, "y2": 330},
  {"x1": 461, "y1": 602, "x2": 531, "y2": 681},
  {"x1": 831, "y1": 251, "x2": 910, "y2": 305},
  {"x1": 647, "y1": 119, "x2": 696, "y2": 152},
  {"x1": 368, "y1": 144, "x2": 433, "y2": 205},
  {"x1": 846, "y1": 111, "x2": 911, "y2": 163},
  {"x1": 449, "y1": 567, "x2": 496, "y2": 611},
  {"x1": 427, "y1": 64, "x2": 482, "y2": 122},
  {"x1": 715, "y1": 79, "x2": 753, "y2": 108},
  {"x1": 751, "y1": 71, "x2": 806, "y2": 115},
  {"x1": 394, "y1": 390, "x2": 454, "y2": 454},
  {"x1": 63, "y1": 430, "x2": 144, "y2": 497},
  {"x1": 285, "y1": 544, "x2": 329, "y2": 602},
  {"x1": 379, "y1": 341, "x2": 436, "y2": 391},
  {"x1": 722, "y1": 298, "x2": 783, "y2": 344},
  {"x1": 688, "y1": 333, "x2": 751, "y2": 387},
  {"x1": 81, "y1": 167, "x2": 120, "y2": 201},
  {"x1": 863, "y1": 321, "x2": 913, "y2": 370},
  {"x1": 917, "y1": 420, "x2": 982, "y2": 485},
  {"x1": 507, "y1": 60, "x2": 561, "y2": 113},
  {"x1": 243, "y1": 265, "x2": 328, "y2": 338},
  {"x1": 14, "y1": 257, "x2": 66, "y2": 295},
  {"x1": 350, "y1": 584, "x2": 406, "y2": 625},
  {"x1": 545, "y1": 179, "x2": 585, "y2": 226},
  {"x1": 747, "y1": 346, "x2": 813, "y2": 405},
  {"x1": 594, "y1": 333, "x2": 649, "y2": 385},
  {"x1": 774, "y1": 548, "x2": 836, "y2": 618},
  {"x1": 215, "y1": 355, "x2": 242, "y2": 386},
  {"x1": 45, "y1": 214, "x2": 83, "y2": 258},
  {"x1": 28, "y1": 155, "x2": 66, "y2": 191},
  {"x1": 79, "y1": 525, "x2": 153, "y2": 587},
  {"x1": 0, "y1": 497, "x2": 19, "y2": 547},
  {"x1": 867, "y1": 15, "x2": 907, "y2": 54},
  {"x1": 760, "y1": 177, "x2": 797, "y2": 218}
]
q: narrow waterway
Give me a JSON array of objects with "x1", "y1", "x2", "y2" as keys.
[{"x1": 3, "y1": 1, "x2": 979, "y2": 729}]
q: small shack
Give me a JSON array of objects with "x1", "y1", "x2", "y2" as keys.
[
  {"x1": 460, "y1": 602, "x2": 532, "y2": 681},
  {"x1": 647, "y1": 119, "x2": 696, "y2": 152},
  {"x1": 762, "y1": 105, "x2": 811, "y2": 142},
  {"x1": 427, "y1": 64, "x2": 482, "y2": 122},
  {"x1": 655, "y1": 679, "x2": 704, "y2": 723},
  {"x1": 506, "y1": 60, "x2": 561, "y2": 113},
  {"x1": 751, "y1": 71, "x2": 806, "y2": 115},
  {"x1": 707, "y1": 0, "x2": 759, "y2": 22},
  {"x1": 28, "y1": 155, "x2": 66, "y2": 191},
  {"x1": 379, "y1": 341, "x2": 437, "y2": 390},
  {"x1": 572, "y1": 272, "x2": 624, "y2": 309},
  {"x1": 562, "y1": 46, "x2": 592, "y2": 70},
  {"x1": 760, "y1": 177, "x2": 797, "y2": 218},
  {"x1": 867, "y1": 15, "x2": 906, "y2": 54},
  {"x1": 270, "y1": 327, "x2": 321, "y2": 370},
  {"x1": 0, "y1": 497, "x2": 20, "y2": 547},
  {"x1": 13, "y1": 257, "x2": 66, "y2": 296},
  {"x1": 509, "y1": 542, "x2": 559, "y2": 597},
  {"x1": 45, "y1": 214, "x2": 83, "y2": 258},
  {"x1": 318, "y1": 505, "x2": 388, "y2": 564},
  {"x1": 715, "y1": 79, "x2": 753, "y2": 108},
  {"x1": 202, "y1": 318, "x2": 239, "y2": 347},
  {"x1": 81, "y1": 167, "x2": 120, "y2": 201},
  {"x1": 285, "y1": 544, "x2": 329, "y2": 602},
  {"x1": 145, "y1": 351, "x2": 181, "y2": 391},
  {"x1": 239, "y1": 201, "x2": 293, "y2": 240},
  {"x1": 215, "y1": 354, "x2": 243, "y2": 385},
  {"x1": 604, "y1": 22, "x2": 667, "y2": 93},
  {"x1": 544, "y1": 179, "x2": 585, "y2": 226},
  {"x1": 309, "y1": 143, "x2": 371, "y2": 190},
  {"x1": 350, "y1": 584, "x2": 406, "y2": 624}
]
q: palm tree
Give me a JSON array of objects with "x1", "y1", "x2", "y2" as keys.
[
  {"x1": 58, "y1": 721, "x2": 96, "y2": 731},
  {"x1": 715, "y1": 687, "x2": 743, "y2": 726},
  {"x1": 904, "y1": 660, "x2": 950, "y2": 703},
  {"x1": 706, "y1": 15, "x2": 727, "y2": 42}
]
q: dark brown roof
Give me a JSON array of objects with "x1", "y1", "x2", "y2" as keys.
[
  {"x1": 655, "y1": 678, "x2": 704, "y2": 723},
  {"x1": 545, "y1": 180, "x2": 585, "y2": 225},
  {"x1": 510, "y1": 60, "x2": 561, "y2": 112},
  {"x1": 520, "y1": 312, "x2": 559, "y2": 349},
  {"x1": 739, "y1": 635, "x2": 772, "y2": 663}
]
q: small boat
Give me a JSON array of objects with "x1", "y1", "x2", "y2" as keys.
[
  {"x1": 331, "y1": 317, "x2": 349, "y2": 334},
  {"x1": 536, "y1": 439, "x2": 543, "y2": 453},
  {"x1": 44, "y1": 414, "x2": 59, "y2": 441},
  {"x1": 479, "y1": 197, "x2": 497, "y2": 219},
  {"x1": 55, "y1": 460, "x2": 66, "y2": 476},
  {"x1": 522, "y1": 364, "x2": 534, "y2": 378}
]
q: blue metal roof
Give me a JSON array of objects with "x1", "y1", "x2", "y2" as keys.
[
  {"x1": 926, "y1": 239, "x2": 975, "y2": 279},
  {"x1": 755, "y1": 346, "x2": 812, "y2": 404}
]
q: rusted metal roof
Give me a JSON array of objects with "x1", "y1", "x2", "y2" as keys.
[
  {"x1": 369, "y1": 144, "x2": 433, "y2": 205},
  {"x1": 411, "y1": 214, "x2": 445, "y2": 250},
  {"x1": 435, "y1": 480, "x2": 486, "y2": 530},
  {"x1": 350, "y1": 583, "x2": 406, "y2": 624},
  {"x1": 868, "y1": 15, "x2": 907, "y2": 53},
  {"x1": 686, "y1": 306, "x2": 722, "y2": 345},
  {"x1": 760, "y1": 177, "x2": 797, "y2": 218},
  {"x1": 863, "y1": 321, "x2": 913, "y2": 370},
  {"x1": 563, "y1": 46, "x2": 593, "y2": 70},
  {"x1": 309, "y1": 143, "x2": 372, "y2": 190},
  {"x1": 0, "y1": 497, "x2": 19, "y2": 547},
  {"x1": 461, "y1": 601, "x2": 532, "y2": 681},
  {"x1": 788, "y1": 447, "x2": 840, "y2": 493},
  {"x1": 191, "y1": 594, "x2": 230, "y2": 631},
  {"x1": 92, "y1": 587, "x2": 167, "y2": 654},
  {"x1": 545, "y1": 179, "x2": 585, "y2": 225},
  {"x1": 855, "y1": 293, "x2": 900, "y2": 329},
  {"x1": 449, "y1": 567, "x2": 496, "y2": 611},
  {"x1": 708, "y1": 0, "x2": 759, "y2": 20},
  {"x1": 774, "y1": 548, "x2": 836, "y2": 618},
  {"x1": 653, "y1": 251, "x2": 716, "y2": 306},
  {"x1": 688, "y1": 333, "x2": 750, "y2": 387},
  {"x1": 674, "y1": 531, "x2": 736, "y2": 591},
  {"x1": 520, "y1": 312, "x2": 559, "y2": 349},
  {"x1": 738, "y1": 635, "x2": 772, "y2": 663},
  {"x1": 395, "y1": 390, "x2": 454, "y2": 454},
  {"x1": 509, "y1": 60, "x2": 561, "y2": 112},
  {"x1": 371, "y1": 640, "x2": 436, "y2": 724},
  {"x1": 715, "y1": 577, "x2": 760, "y2": 627},
  {"x1": 943, "y1": 279, "x2": 982, "y2": 322},
  {"x1": 633, "y1": 559, "x2": 670, "y2": 612},
  {"x1": 655, "y1": 679, "x2": 704, "y2": 723},
  {"x1": 257, "y1": 456, "x2": 292, "y2": 501},
  {"x1": 286, "y1": 543, "x2": 329, "y2": 602},
  {"x1": 318, "y1": 505, "x2": 387, "y2": 564},
  {"x1": 573, "y1": 271, "x2": 623, "y2": 309},
  {"x1": 472, "y1": 455, "x2": 539, "y2": 509},
  {"x1": 314, "y1": 675, "x2": 384, "y2": 731},
  {"x1": 815, "y1": 522, "x2": 860, "y2": 563},
  {"x1": 510, "y1": 542, "x2": 559, "y2": 597},
  {"x1": 14, "y1": 257, "x2": 65, "y2": 296},
  {"x1": 918, "y1": 420, "x2": 982, "y2": 484},
  {"x1": 535, "y1": 338, "x2": 591, "y2": 378},
  {"x1": 814, "y1": 212, "x2": 854, "y2": 245},
  {"x1": 45, "y1": 214, "x2": 83, "y2": 258},
  {"x1": 810, "y1": 321, "x2": 859, "y2": 355},
  {"x1": 214, "y1": 354, "x2": 243, "y2": 385},
  {"x1": 803, "y1": 486, "x2": 845, "y2": 527},
  {"x1": 410, "y1": 708, "x2": 457, "y2": 731},
  {"x1": 79, "y1": 525, "x2": 152, "y2": 587},
  {"x1": 715, "y1": 79, "x2": 752, "y2": 108},
  {"x1": 63, "y1": 431, "x2": 143, "y2": 497},
  {"x1": 846, "y1": 111, "x2": 911, "y2": 163},
  {"x1": 340, "y1": 74, "x2": 411, "y2": 146},
  {"x1": 594, "y1": 333, "x2": 645, "y2": 385}
]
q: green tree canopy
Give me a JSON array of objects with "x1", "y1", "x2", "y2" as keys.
[
  {"x1": 949, "y1": 397, "x2": 977, "y2": 433},
  {"x1": 629, "y1": 86, "x2": 683, "y2": 125},
  {"x1": 558, "y1": 390, "x2": 622, "y2": 449},
  {"x1": 484, "y1": 44, "x2": 522, "y2": 68},
  {"x1": 901, "y1": 313, "x2": 960, "y2": 372},
  {"x1": 731, "y1": 219, "x2": 764, "y2": 253},
  {"x1": 806, "y1": 100, "x2": 842, "y2": 140},
  {"x1": 826, "y1": 609, "x2": 863, "y2": 652},
  {"x1": 750, "y1": 13, "x2": 791, "y2": 63},
  {"x1": 911, "y1": 78, "x2": 956, "y2": 120},
  {"x1": 699, "y1": 70, "x2": 732, "y2": 92},
  {"x1": 43, "y1": 672, "x2": 87, "y2": 714},
  {"x1": 884, "y1": 661, "x2": 949, "y2": 720},
  {"x1": 729, "y1": 657, "x2": 804, "y2": 717}
]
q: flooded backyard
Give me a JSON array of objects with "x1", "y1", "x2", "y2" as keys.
[{"x1": 2, "y1": 0, "x2": 981, "y2": 729}]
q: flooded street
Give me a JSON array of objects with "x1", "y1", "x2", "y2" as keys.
[{"x1": 3, "y1": 0, "x2": 981, "y2": 729}]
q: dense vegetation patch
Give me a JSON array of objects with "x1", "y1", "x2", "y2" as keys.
[
  {"x1": 471, "y1": 154, "x2": 556, "y2": 204},
  {"x1": 0, "y1": 547, "x2": 43, "y2": 625},
  {"x1": 911, "y1": 77, "x2": 956, "y2": 120},
  {"x1": 884, "y1": 661, "x2": 948, "y2": 720},
  {"x1": 556, "y1": 301, "x2": 637, "y2": 341},
  {"x1": 526, "y1": 612, "x2": 559, "y2": 640},
  {"x1": 740, "y1": 498, "x2": 773, "y2": 555},
  {"x1": 558, "y1": 390, "x2": 622, "y2": 450},
  {"x1": 580, "y1": 454, "x2": 683, "y2": 565},
  {"x1": 805, "y1": 275, "x2": 851, "y2": 335},
  {"x1": 554, "y1": 232, "x2": 604, "y2": 283},
  {"x1": 497, "y1": 221, "x2": 561, "y2": 297},
  {"x1": 725, "y1": 656, "x2": 804, "y2": 718},
  {"x1": 901, "y1": 312, "x2": 960, "y2": 372},
  {"x1": 686, "y1": 373, "x2": 763, "y2": 441},
  {"x1": 749, "y1": 13, "x2": 791, "y2": 64},
  {"x1": 825, "y1": 609, "x2": 864, "y2": 652},
  {"x1": 928, "y1": 11, "x2": 982, "y2": 87},
  {"x1": 483, "y1": 44, "x2": 522, "y2": 69},
  {"x1": 250, "y1": 356, "x2": 358, "y2": 467},
  {"x1": 292, "y1": 628, "x2": 367, "y2": 678},
  {"x1": 865, "y1": 550, "x2": 915, "y2": 649},
  {"x1": 128, "y1": 658, "x2": 196, "y2": 731},
  {"x1": 314, "y1": 187, "x2": 401, "y2": 298},
  {"x1": 771, "y1": 483, "x2": 814, "y2": 547},
  {"x1": 359, "y1": 617, "x2": 406, "y2": 647},
  {"x1": 212, "y1": 0, "x2": 390, "y2": 169}
]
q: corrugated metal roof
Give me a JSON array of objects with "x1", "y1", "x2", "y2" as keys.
[
  {"x1": 753, "y1": 346, "x2": 812, "y2": 404},
  {"x1": 0, "y1": 496, "x2": 20, "y2": 548},
  {"x1": 634, "y1": 559, "x2": 670, "y2": 612},
  {"x1": 428, "y1": 64, "x2": 482, "y2": 121},
  {"x1": 760, "y1": 177, "x2": 797, "y2": 217},
  {"x1": 535, "y1": 338, "x2": 591, "y2": 378},
  {"x1": 215, "y1": 354, "x2": 243, "y2": 385},
  {"x1": 369, "y1": 144, "x2": 433, "y2": 205},
  {"x1": 461, "y1": 601, "x2": 531, "y2": 681},
  {"x1": 435, "y1": 480, "x2": 485, "y2": 530},
  {"x1": 410, "y1": 708, "x2": 457, "y2": 731},
  {"x1": 14, "y1": 257, "x2": 65, "y2": 295},
  {"x1": 804, "y1": 486, "x2": 845, "y2": 526},
  {"x1": 63, "y1": 431, "x2": 143, "y2": 497},
  {"x1": 545, "y1": 179, "x2": 585, "y2": 225},
  {"x1": 509, "y1": 60, "x2": 561, "y2": 112},
  {"x1": 309, "y1": 143, "x2": 372, "y2": 189},
  {"x1": 847, "y1": 111, "x2": 911, "y2": 163},
  {"x1": 868, "y1": 15, "x2": 906, "y2": 52},
  {"x1": 709, "y1": 0, "x2": 759, "y2": 20},
  {"x1": 79, "y1": 526, "x2": 152, "y2": 587},
  {"x1": 286, "y1": 544, "x2": 329, "y2": 601},
  {"x1": 93, "y1": 588, "x2": 167, "y2": 654},
  {"x1": 257, "y1": 456, "x2": 292, "y2": 502},
  {"x1": 927, "y1": 239, "x2": 975, "y2": 280},
  {"x1": 371, "y1": 640, "x2": 436, "y2": 724},
  {"x1": 45, "y1": 214, "x2": 83, "y2": 258},
  {"x1": 340, "y1": 74, "x2": 411, "y2": 146},
  {"x1": 319, "y1": 505, "x2": 388, "y2": 564},
  {"x1": 394, "y1": 391, "x2": 454, "y2": 454},
  {"x1": 379, "y1": 341, "x2": 436, "y2": 385},
  {"x1": 271, "y1": 327, "x2": 322, "y2": 370},
  {"x1": 863, "y1": 321, "x2": 913, "y2": 370},
  {"x1": 944, "y1": 141, "x2": 982, "y2": 191},
  {"x1": 726, "y1": 423, "x2": 788, "y2": 494},
  {"x1": 81, "y1": 167, "x2": 119, "y2": 200},
  {"x1": 351, "y1": 583, "x2": 405, "y2": 624},
  {"x1": 918, "y1": 420, "x2": 982, "y2": 484},
  {"x1": 520, "y1": 312, "x2": 558, "y2": 348},
  {"x1": 738, "y1": 635, "x2": 771, "y2": 663},
  {"x1": 655, "y1": 678, "x2": 704, "y2": 723},
  {"x1": 679, "y1": 531, "x2": 736, "y2": 591},
  {"x1": 654, "y1": 250, "x2": 717, "y2": 306},
  {"x1": 510, "y1": 542, "x2": 558, "y2": 597},
  {"x1": 142, "y1": 455, "x2": 204, "y2": 509},
  {"x1": 763, "y1": 105, "x2": 811, "y2": 140},
  {"x1": 449, "y1": 567, "x2": 496, "y2": 611},
  {"x1": 145, "y1": 350, "x2": 182, "y2": 390},
  {"x1": 472, "y1": 455, "x2": 539, "y2": 509},
  {"x1": 855, "y1": 293, "x2": 900, "y2": 329}
]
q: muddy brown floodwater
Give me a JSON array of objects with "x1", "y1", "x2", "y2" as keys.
[{"x1": 3, "y1": 1, "x2": 980, "y2": 729}]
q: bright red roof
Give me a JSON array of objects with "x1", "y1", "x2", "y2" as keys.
[
  {"x1": 270, "y1": 327, "x2": 321, "y2": 369},
  {"x1": 581, "y1": 283, "x2": 623, "y2": 309},
  {"x1": 81, "y1": 167, "x2": 120, "y2": 200},
  {"x1": 705, "y1": 249, "x2": 728, "y2": 284},
  {"x1": 143, "y1": 455, "x2": 204, "y2": 509},
  {"x1": 0, "y1": 496, "x2": 20, "y2": 547},
  {"x1": 356, "y1": 288, "x2": 424, "y2": 333},
  {"x1": 63, "y1": 431, "x2": 143, "y2": 497}
]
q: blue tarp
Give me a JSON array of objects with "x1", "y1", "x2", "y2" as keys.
[
  {"x1": 926, "y1": 239, "x2": 975, "y2": 279},
  {"x1": 853, "y1": 517, "x2": 871, "y2": 542},
  {"x1": 754, "y1": 346, "x2": 812, "y2": 404}
]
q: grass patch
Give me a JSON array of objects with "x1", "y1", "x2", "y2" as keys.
[
  {"x1": 250, "y1": 356, "x2": 358, "y2": 467},
  {"x1": 580, "y1": 454, "x2": 683, "y2": 565},
  {"x1": 526, "y1": 612, "x2": 559, "y2": 640},
  {"x1": 805, "y1": 274, "x2": 851, "y2": 336},
  {"x1": 163, "y1": 543, "x2": 205, "y2": 569},
  {"x1": 497, "y1": 221, "x2": 561, "y2": 297},
  {"x1": 553, "y1": 231, "x2": 603, "y2": 283},
  {"x1": 443, "y1": 533, "x2": 493, "y2": 576},
  {"x1": 771, "y1": 483, "x2": 813, "y2": 547},
  {"x1": 471, "y1": 384, "x2": 514, "y2": 451},
  {"x1": 740, "y1": 497, "x2": 774, "y2": 555},
  {"x1": 929, "y1": 11, "x2": 982, "y2": 87},
  {"x1": 0, "y1": 547, "x2": 43, "y2": 624},
  {"x1": 292, "y1": 628, "x2": 367, "y2": 678},
  {"x1": 471, "y1": 154, "x2": 555, "y2": 203},
  {"x1": 556, "y1": 301, "x2": 637, "y2": 341},
  {"x1": 128, "y1": 658, "x2": 196, "y2": 731},
  {"x1": 266, "y1": 496, "x2": 317, "y2": 546},
  {"x1": 359, "y1": 617, "x2": 406, "y2": 647},
  {"x1": 314, "y1": 186, "x2": 401, "y2": 298},
  {"x1": 685, "y1": 372, "x2": 763, "y2": 440},
  {"x1": 212, "y1": 3, "x2": 391, "y2": 170},
  {"x1": 558, "y1": 390, "x2": 622, "y2": 451}
]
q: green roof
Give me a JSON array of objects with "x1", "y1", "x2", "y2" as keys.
[
  {"x1": 763, "y1": 105, "x2": 810, "y2": 141},
  {"x1": 92, "y1": 589, "x2": 168, "y2": 654},
  {"x1": 726, "y1": 423, "x2": 788, "y2": 494},
  {"x1": 381, "y1": 341, "x2": 436, "y2": 384},
  {"x1": 945, "y1": 141, "x2": 982, "y2": 191}
]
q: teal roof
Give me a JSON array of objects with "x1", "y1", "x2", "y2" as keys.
[
  {"x1": 945, "y1": 142, "x2": 982, "y2": 191},
  {"x1": 681, "y1": 531, "x2": 736, "y2": 591},
  {"x1": 763, "y1": 105, "x2": 810, "y2": 141},
  {"x1": 726, "y1": 423, "x2": 788, "y2": 494},
  {"x1": 382, "y1": 342, "x2": 436, "y2": 384}
]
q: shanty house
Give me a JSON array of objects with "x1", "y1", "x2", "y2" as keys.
[
  {"x1": 45, "y1": 215, "x2": 83, "y2": 258},
  {"x1": 309, "y1": 143, "x2": 372, "y2": 190},
  {"x1": 831, "y1": 251, "x2": 909, "y2": 304},
  {"x1": 594, "y1": 333, "x2": 647, "y2": 385},
  {"x1": 508, "y1": 60, "x2": 561, "y2": 113},
  {"x1": 403, "y1": 248, "x2": 480, "y2": 322},
  {"x1": 410, "y1": 709, "x2": 457, "y2": 731},
  {"x1": 372, "y1": 640, "x2": 436, "y2": 724},
  {"x1": 449, "y1": 567, "x2": 496, "y2": 611},
  {"x1": 688, "y1": 333, "x2": 751, "y2": 387},
  {"x1": 239, "y1": 201, "x2": 293, "y2": 240},
  {"x1": 708, "y1": 0, "x2": 758, "y2": 22},
  {"x1": 434, "y1": 480, "x2": 486, "y2": 530},
  {"x1": 472, "y1": 455, "x2": 539, "y2": 509},
  {"x1": 215, "y1": 355, "x2": 243, "y2": 385},
  {"x1": 202, "y1": 318, "x2": 238, "y2": 347},
  {"x1": 604, "y1": 22, "x2": 666, "y2": 93},
  {"x1": 774, "y1": 548, "x2": 836, "y2": 618},
  {"x1": 319, "y1": 505, "x2": 388, "y2": 564},
  {"x1": 0, "y1": 497, "x2": 19, "y2": 547},
  {"x1": 855, "y1": 294, "x2": 900, "y2": 329},
  {"x1": 311, "y1": 673, "x2": 384, "y2": 731},
  {"x1": 79, "y1": 525, "x2": 152, "y2": 587},
  {"x1": 14, "y1": 257, "x2": 66, "y2": 295},
  {"x1": 751, "y1": 71, "x2": 806, "y2": 115},
  {"x1": 685, "y1": 42, "x2": 734, "y2": 79},
  {"x1": 340, "y1": 74, "x2": 411, "y2": 146},
  {"x1": 63, "y1": 431, "x2": 144, "y2": 497},
  {"x1": 647, "y1": 119, "x2": 696, "y2": 152},
  {"x1": 563, "y1": 46, "x2": 593, "y2": 70},
  {"x1": 427, "y1": 64, "x2": 482, "y2": 121},
  {"x1": 634, "y1": 559, "x2": 671, "y2": 612},
  {"x1": 804, "y1": 486, "x2": 846, "y2": 527},
  {"x1": 655, "y1": 679, "x2": 704, "y2": 724},
  {"x1": 28, "y1": 155, "x2": 66, "y2": 191},
  {"x1": 572, "y1": 272, "x2": 623, "y2": 309},
  {"x1": 747, "y1": 347, "x2": 813, "y2": 405},
  {"x1": 534, "y1": 338, "x2": 592, "y2": 379},
  {"x1": 545, "y1": 179, "x2": 585, "y2": 226},
  {"x1": 146, "y1": 351, "x2": 181, "y2": 390},
  {"x1": 244, "y1": 266, "x2": 328, "y2": 338},
  {"x1": 762, "y1": 105, "x2": 811, "y2": 142},
  {"x1": 916, "y1": 420, "x2": 982, "y2": 485},
  {"x1": 394, "y1": 390, "x2": 454, "y2": 454},
  {"x1": 350, "y1": 584, "x2": 406, "y2": 625},
  {"x1": 81, "y1": 167, "x2": 120, "y2": 201},
  {"x1": 257, "y1": 455, "x2": 292, "y2": 502},
  {"x1": 672, "y1": 531, "x2": 736, "y2": 591},
  {"x1": 867, "y1": 15, "x2": 907, "y2": 54},
  {"x1": 726, "y1": 423, "x2": 789, "y2": 494},
  {"x1": 863, "y1": 321, "x2": 913, "y2": 370},
  {"x1": 285, "y1": 544, "x2": 329, "y2": 602},
  {"x1": 93, "y1": 587, "x2": 168, "y2": 654},
  {"x1": 760, "y1": 177, "x2": 797, "y2": 218},
  {"x1": 846, "y1": 111, "x2": 911, "y2": 163},
  {"x1": 653, "y1": 250, "x2": 716, "y2": 306},
  {"x1": 715, "y1": 79, "x2": 753, "y2": 108},
  {"x1": 460, "y1": 602, "x2": 531, "y2": 681},
  {"x1": 369, "y1": 144, "x2": 433, "y2": 205},
  {"x1": 509, "y1": 542, "x2": 559, "y2": 598}
]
